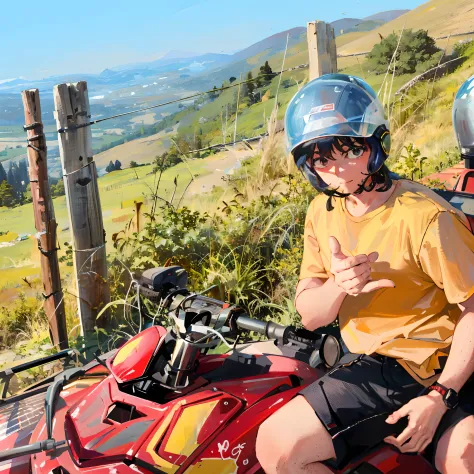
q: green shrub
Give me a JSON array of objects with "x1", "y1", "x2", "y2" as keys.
[
  {"x1": 0, "y1": 293, "x2": 48, "y2": 348},
  {"x1": 453, "y1": 39, "x2": 474, "y2": 58},
  {"x1": 368, "y1": 29, "x2": 442, "y2": 75}
]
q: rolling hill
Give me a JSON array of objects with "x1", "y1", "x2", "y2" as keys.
[
  {"x1": 364, "y1": 10, "x2": 410, "y2": 22},
  {"x1": 338, "y1": 0, "x2": 474, "y2": 55}
]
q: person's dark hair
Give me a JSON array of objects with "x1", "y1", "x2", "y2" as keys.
[{"x1": 294, "y1": 136, "x2": 394, "y2": 211}]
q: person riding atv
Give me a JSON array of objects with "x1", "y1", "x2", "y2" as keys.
[{"x1": 256, "y1": 74, "x2": 474, "y2": 474}]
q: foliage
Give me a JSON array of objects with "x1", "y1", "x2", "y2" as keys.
[
  {"x1": 368, "y1": 29, "x2": 442, "y2": 75},
  {"x1": 106, "y1": 160, "x2": 122, "y2": 173},
  {"x1": 153, "y1": 150, "x2": 183, "y2": 173},
  {"x1": 59, "y1": 241, "x2": 74, "y2": 266},
  {"x1": 0, "y1": 179, "x2": 17, "y2": 207},
  {"x1": 0, "y1": 158, "x2": 29, "y2": 207},
  {"x1": 391, "y1": 143, "x2": 428, "y2": 181},
  {"x1": 241, "y1": 72, "x2": 257, "y2": 105},
  {"x1": 434, "y1": 147, "x2": 462, "y2": 173},
  {"x1": 130, "y1": 160, "x2": 139, "y2": 168},
  {"x1": 257, "y1": 61, "x2": 276, "y2": 86},
  {"x1": 453, "y1": 40, "x2": 474, "y2": 58},
  {"x1": 103, "y1": 161, "x2": 316, "y2": 342},
  {"x1": 208, "y1": 86, "x2": 220, "y2": 101},
  {"x1": 114, "y1": 204, "x2": 213, "y2": 280},
  {"x1": 50, "y1": 178, "x2": 65, "y2": 198},
  {"x1": 0, "y1": 293, "x2": 48, "y2": 348}
]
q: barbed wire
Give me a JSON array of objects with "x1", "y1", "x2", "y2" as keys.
[
  {"x1": 176, "y1": 133, "x2": 269, "y2": 155},
  {"x1": 57, "y1": 63, "x2": 309, "y2": 134}
]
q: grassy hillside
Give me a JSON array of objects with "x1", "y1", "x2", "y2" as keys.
[
  {"x1": 339, "y1": 0, "x2": 474, "y2": 56},
  {"x1": 1, "y1": 0, "x2": 473, "y2": 354},
  {"x1": 0, "y1": 145, "x2": 252, "y2": 303},
  {"x1": 94, "y1": 125, "x2": 179, "y2": 168}
]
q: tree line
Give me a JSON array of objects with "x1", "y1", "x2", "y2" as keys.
[
  {"x1": 0, "y1": 158, "x2": 65, "y2": 208},
  {"x1": 0, "y1": 159, "x2": 29, "y2": 207}
]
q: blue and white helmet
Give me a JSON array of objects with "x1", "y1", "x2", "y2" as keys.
[
  {"x1": 453, "y1": 74, "x2": 474, "y2": 158},
  {"x1": 285, "y1": 74, "x2": 391, "y2": 185}
]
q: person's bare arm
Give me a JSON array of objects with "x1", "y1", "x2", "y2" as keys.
[
  {"x1": 384, "y1": 294, "x2": 474, "y2": 454},
  {"x1": 295, "y1": 277, "x2": 347, "y2": 330},
  {"x1": 295, "y1": 236, "x2": 395, "y2": 331},
  {"x1": 435, "y1": 294, "x2": 474, "y2": 392}
]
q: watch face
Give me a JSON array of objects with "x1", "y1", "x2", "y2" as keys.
[{"x1": 445, "y1": 389, "x2": 459, "y2": 409}]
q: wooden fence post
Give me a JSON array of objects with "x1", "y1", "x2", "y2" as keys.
[
  {"x1": 307, "y1": 21, "x2": 338, "y2": 81},
  {"x1": 21, "y1": 89, "x2": 69, "y2": 350},
  {"x1": 53, "y1": 82, "x2": 109, "y2": 351}
]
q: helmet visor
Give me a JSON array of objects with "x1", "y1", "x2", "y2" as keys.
[
  {"x1": 453, "y1": 74, "x2": 474, "y2": 157},
  {"x1": 285, "y1": 77, "x2": 388, "y2": 153}
]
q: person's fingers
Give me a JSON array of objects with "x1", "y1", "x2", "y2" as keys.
[
  {"x1": 339, "y1": 263, "x2": 371, "y2": 282},
  {"x1": 345, "y1": 269, "x2": 371, "y2": 289},
  {"x1": 390, "y1": 424, "x2": 415, "y2": 447},
  {"x1": 367, "y1": 251, "x2": 379, "y2": 263},
  {"x1": 329, "y1": 236, "x2": 346, "y2": 260},
  {"x1": 401, "y1": 434, "x2": 429, "y2": 453},
  {"x1": 361, "y1": 279, "x2": 396, "y2": 294},
  {"x1": 346, "y1": 283, "x2": 366, "y2": 296},
  {"x1": 332, "y1": 254, "x2": 368, "y2": 273},
  {"x1": 385, "y1": 405, "x2": 410, "y2": 424}
]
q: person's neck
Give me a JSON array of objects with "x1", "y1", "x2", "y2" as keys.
[{"x1": 345, "y1": 181, "x2": 399, "y2": 217}]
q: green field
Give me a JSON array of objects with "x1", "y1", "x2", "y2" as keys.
[
  {"x1": 0, "y1": 153, "x2": 230, "y2": 301},
  {"x1": 0, "y1": 146, "x2": 27, "y2": 161}
]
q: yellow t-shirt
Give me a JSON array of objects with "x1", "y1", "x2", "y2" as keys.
[{"x1": 299, "y1": 179, "x2": 474, "y2": 386}]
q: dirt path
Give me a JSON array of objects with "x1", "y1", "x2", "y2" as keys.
[{"x1": 187, "y1": 147, "x2": 256, "y2": 195}]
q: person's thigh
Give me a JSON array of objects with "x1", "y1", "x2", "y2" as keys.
[
  {"x1": 298, "y1": 353, "x2": 422, "y2": 469},
  {"x1": 435, "y1": 415, "x2": 474, "y2": 473},
  {"x1": 256, "y1": 394, "x2": 336, "y2": 472}
]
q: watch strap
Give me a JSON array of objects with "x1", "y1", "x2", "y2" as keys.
[{"x1": 428, "y1": 382, "x2": 449, "y2": 397}]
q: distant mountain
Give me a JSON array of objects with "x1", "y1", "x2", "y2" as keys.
[
  {"x1": 0, "y1": 8, "x2": 413, "y2": 126},
  {"x1": 363, "y1": 10, "x2": 409, "y2": 23},
  {"x1": 331, "y1": 18, "x2": 362, "y2": 36},
  {"x1": 145, "y1": 52, "x2": 232, "y2": 70},
  {"x1": 100, "y1": 68, "x2": 119, "y2": 78},
  {"x1": 231, "y1": 27, "x2": 306, "y2": 62},
  {"x1": 0, "y1": 77, "x2": 27, "y2": 86},
  {"x1": 331, "y1": 10, "x2": 408, "y2": 36},
  {"x1": 160, "y1": 50, "x2": 199, "y2": 60},
  {"x1": 342, "y1": 19, "x2": 385, "y2": 35}
]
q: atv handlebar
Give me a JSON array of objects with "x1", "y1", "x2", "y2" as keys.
[
  {"x1": 235, "y1": 315, "x2": 320, "y2": 348},
  {"x1": 235, "y1": 316, "x2": 287, "y2": 340}
]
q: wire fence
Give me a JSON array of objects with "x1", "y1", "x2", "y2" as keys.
[
  {"x1": 57, "y1": 63, "x2": 309, "y2": 134},
  {"x1": 55, "y1": 29, "x2": 474, "y2": 155}
]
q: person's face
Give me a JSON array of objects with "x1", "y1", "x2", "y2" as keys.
[{"x1": 306, "y1": 138, "x2": 371, "y2": 194}]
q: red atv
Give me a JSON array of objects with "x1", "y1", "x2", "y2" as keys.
[{"x1": 1, "y1": 186, "x2": 473, "y2": 474}]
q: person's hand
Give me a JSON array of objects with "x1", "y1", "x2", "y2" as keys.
[
  {"x1": 329, "y1": 236, "x2": 395, "y2": 296},
  {"x1": 384, "y1": 393, "x2": 447, "y2": 453}
]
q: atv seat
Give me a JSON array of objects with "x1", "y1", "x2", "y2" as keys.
[{"x1": 433, "y1": 189, "x2": 474, "y2": 233}]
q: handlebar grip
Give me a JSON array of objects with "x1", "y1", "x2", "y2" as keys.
[
  {"x1": 236, "y1": 316, "x2": 268, "y2": 334},
  {"x1": 266, "y1": 322, "x2": 288, "y2": 341},
  {"x1": 236, "y1": 316, "x2": 288, "y2": 341}
]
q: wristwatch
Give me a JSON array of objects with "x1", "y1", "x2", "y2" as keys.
[{"x1": 428, "y1": 382, "x2": 459, "y2": 409}]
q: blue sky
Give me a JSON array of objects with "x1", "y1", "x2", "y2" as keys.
[{"x1": 1, "y1": 0, "x2": 427, "y2": 79}]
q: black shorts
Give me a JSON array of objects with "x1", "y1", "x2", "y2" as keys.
[{"x1": 299, "y1": 352, "x2": 474, "y2": 471}]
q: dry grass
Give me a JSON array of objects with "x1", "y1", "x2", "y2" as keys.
[
  {"x1": 338, "y1": 0, "x2": 474, "y2": 56},
  {"x1": 94, "y1": 124, "x2": 179, "y2": 169},
  {"x1": 389, "y1": 53, "x2": 474, "y2": 173}
]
